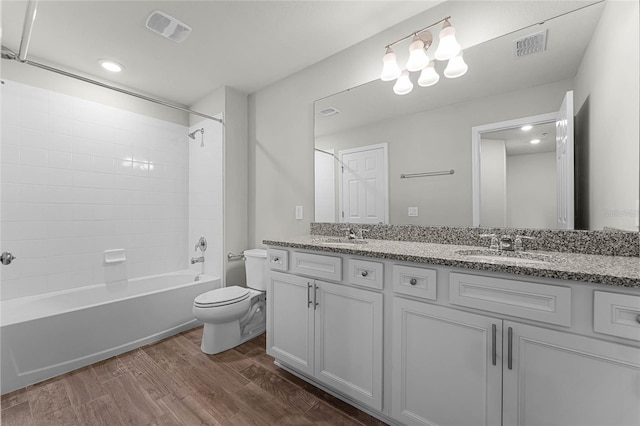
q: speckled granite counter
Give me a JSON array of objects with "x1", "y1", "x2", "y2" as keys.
[{"x1": 263, "y1": 235, "x2": 640, "y2": 288}]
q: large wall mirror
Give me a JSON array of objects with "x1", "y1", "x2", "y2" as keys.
[{"x1": 314, "y1": 1, "x2": 639, "y2": 231}]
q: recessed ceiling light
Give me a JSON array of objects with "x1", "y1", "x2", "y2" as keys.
[
  {"x1": 98, "y1": 59, "x2": 124, "y2": 73},
  {"x1": 530, "y1": 139, "x2": 541, "y2": 144},
  {"x1": 521, "y1": 125, "x2": 533, "y2": 131}
]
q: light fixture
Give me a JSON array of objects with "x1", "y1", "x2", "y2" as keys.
[
  {"x1": 380, "y1": 16, "x2": 466, "y2": 95},
  {"x1": 406, "y1": 33, "x2": 431, "y2": 72},
  {"x1": 393, "y1": 70, "x2": 413, "y2": 95},
  {"x1": 418, "y1": 61, "x2": 439, "y2": 87},
  {"x1": 521, "y1": 125, "x2": 533, "y2": 131},
  {"x1": 434, "y1": 19, "x2": 462, "y2": 61},
  {"x1": 98, "y1": 59, "x2": 124, "y2": 73},
  {"x1": 380, "y1": 47, "x2": 401, "y2": 81},
  {"x1": 444, "y1": 52, "x2": 468, "y2": 78},
  {"x1": 530, "y1": 139, "x2": 541, "y2": 144}
]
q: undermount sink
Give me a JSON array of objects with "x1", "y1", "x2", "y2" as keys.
[
  {"x1": 311, "y1": 237, "x2": 369, "y2": 246},
  {"x1": 455, "y1": 249, "x2": 554, "y2": 265}
]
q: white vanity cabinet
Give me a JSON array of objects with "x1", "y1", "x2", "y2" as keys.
[
  {"x1": 267, "y1": 252, "x2": 384, "y2": 411},
  {"x1": 392, "y1": 271, "x2": 640, "y2": 426}
]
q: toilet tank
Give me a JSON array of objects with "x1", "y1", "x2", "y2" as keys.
[{"x1": 243, "y1": 249, "x2": 267, "y2": 291}]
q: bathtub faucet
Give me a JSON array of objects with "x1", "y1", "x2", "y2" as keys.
[{"x1": 191, "y1": 256, "x2": 205, "y2": 264}]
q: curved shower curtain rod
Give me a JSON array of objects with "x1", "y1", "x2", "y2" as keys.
[{"x1": 2, "y1": 0, "x2": 223, "y2": 125}]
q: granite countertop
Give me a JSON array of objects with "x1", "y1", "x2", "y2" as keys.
[{"x1": 263, "y1": 235, "x2": 640, "y2": 288}]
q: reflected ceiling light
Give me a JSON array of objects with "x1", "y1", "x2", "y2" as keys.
[
  {"x1": 530, "y1": 139, "x2": 541, "y2": 144},
  {"x1": 380, "y1": 16, "x2": 466, "y2": 95},
  {"x1": 521, "y1": 125, "x2": 533, "y2": 131},
  {"x1": 98, "y1": 59, "x2": 124, "y2": 73},
  {"x1": 393, "y1": 70, "x2": 414, "y2": 95},
  {"x1": 444, "y1": 52, "x2": 468, "y2": 78}
]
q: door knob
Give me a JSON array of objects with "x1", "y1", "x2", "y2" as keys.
[{"x1": 1, "y1": 252, "x2": 16, "y2": 265}]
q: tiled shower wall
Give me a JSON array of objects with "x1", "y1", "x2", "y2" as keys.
[{"x1": 1, "y1": 80, "x2": 190, "y2": 300}]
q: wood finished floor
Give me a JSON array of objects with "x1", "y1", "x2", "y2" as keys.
[{"x1": 0, "y1": 327, "x2": 388, "y2": 426}]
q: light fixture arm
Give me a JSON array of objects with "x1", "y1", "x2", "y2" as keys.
[{"x1": 384, "y1": 16, "x2": 451, "y2": 49}]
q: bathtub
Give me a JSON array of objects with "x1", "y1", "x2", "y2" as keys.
[{"x1": 1, "y1": 271, "x2": 217, "y2": 394}]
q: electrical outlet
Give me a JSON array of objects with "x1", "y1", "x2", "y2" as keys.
[
  {"x1": 408, "y1": 207, "x2": 419, "y2": 217},
  {"x1": 295, "y1": 205, "x2": 303, "y2": 220}
]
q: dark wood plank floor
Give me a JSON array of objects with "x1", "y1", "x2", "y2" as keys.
[{"x1": 0, "y1": 326, "x2": 388, "y2": 425}]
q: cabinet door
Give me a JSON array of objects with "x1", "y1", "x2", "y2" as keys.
[
  {"x1": 503, "y1": 321, "x2": 640, "y2": 426},
  {"x1": 267, "y1": 271, "x2": 314, "y2": 376},
  {"x1": 314, "y1": 280, "x2": 383, "y2": 411},
  {"x1": 392, "y1": 298, "x2": 502, "y2": 426}
]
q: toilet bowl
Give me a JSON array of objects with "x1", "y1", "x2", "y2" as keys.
[{"x1": 192, "y1": 249, "x2": 267, "y2": 354}]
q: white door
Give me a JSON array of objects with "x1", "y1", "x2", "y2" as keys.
[
  {"x1": 340, "y1": 144, "x2": 388, "y2": 224},
  {"x1": 313, "y1": 280, "x2": 383, "y2": 411},
  {"x1": 556, "y1": 91, "x2": 574, "y2": 229},
  {"x1": 392, "y1": 298, "x2": 502, "y2": 426},
  {"x1": 266, "y1": 271, "x2": 314, "y2": 376},
  {"x1": 503, "y1": 321, "x2": 640, "y2": 426}
]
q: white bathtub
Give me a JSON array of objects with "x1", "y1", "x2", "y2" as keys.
[{"x1": 0, "y1": 271, "x2": 217, "y2": 394}]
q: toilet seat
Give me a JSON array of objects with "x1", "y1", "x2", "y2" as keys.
[{"x1": 194, "y1": 286, "x2": 250, "y2": 308}]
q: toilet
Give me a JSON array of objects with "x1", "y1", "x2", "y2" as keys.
[{"x1": 192, "y1": 249, "x2": 267, "y2": 354}]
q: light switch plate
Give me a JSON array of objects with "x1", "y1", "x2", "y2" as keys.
[
  {"x1": 295, "y1": 205, "x2": 303, "y2": 220},
  {"x1": 408, "y1": 206, "x2": 419, "y2": 217}
]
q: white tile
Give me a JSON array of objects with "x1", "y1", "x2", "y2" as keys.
[
  {"x1": 131, "y1": 161, "x2": 149, "y2": 177},
  {"x1": 112, "y1": 174, "x2": 132, "y2": 190},
  {"x1": 130, "y1": 176, "x2": 149, "y2": 191},
  {"x1": 72, "y1": 153, "x2": 93, "y2": 171},
  {"x1": 20, "y1": 147, "x2": 48, "y2": 167},
  {"x1": 114, "y1": 158, "x2": 133, "y2": 175},
  {"x1": 1, "y1": 124, "x2": 21, "y2": 146},
  {"x1": 21, "y1": 110, "x2": 48, "y2": 132},
  {"x1": 72, "y1": 137, "x2": 95, "y2": 156},
  {"x1": 1, "y1": 163, "x2": 19, "y2": 183},
  {"x1": 94, "y1": 205, "x2": 114, "y2": 220},
  {"x1": 21, "y1": 128, "x2": 48, "y2": 149},
  {"x1": 47, "y1": 203, "x2": 74, "y2": 221},
  {"x1": 20, "y1": 165, "x2": 47, "y2": 185},
  {"x1": 48, "y1": 151, "x2": 73, "y2": 169},
  {"x1": 1, "y1": 203, "x2": 20, "y2": 221},
  {"x1": 48, "y1": 133, "x2": 73, "y2": 152},
  {"x1": 72, "y1": 204, "x2": 95, "y2": 220},
  {"x1": 47, "y1": 185, "x2": 75, "y2": 204},
  {"x1": 94, "y1": 188, "x2": 114, "y2": 205},
  {"x1": 20, "y1": 183, "x2": 48, "y2": 203},
  {"x1": 18, "y1": 220, "x2": 49, "y2": 240},
  {"x1": 1, "y1": 278, "x2": 26, "y2": 301},
  {"x1": 93, "y1": 156, "x2": 114, "y2": 174},
  {"x1": 49, "y1": 92, "x2": 73, "y2": 118},
  {"x1": 48, "y1": 168, "x2": 73, "y2": 186},
  {"x1": 92, "y1": 140, "x2": 114, "y2": 158},
  {"x1": 113, "y1": 205, "x2": 132, "y2": 220},
  {"x1": 113, "y1": 143, "x2": 133, "y2": 160},
  {"x1": 49, "y1": 116, "x2": 72, "y2": 136},
  {"x1": 46, "y1": 272, "x2": 75, "y2": 293},
  {"x1": 21, "y1": 85, "x2": 48, "y2": 113},
  {"x1": 1, "y1": 143, "x2": 20, "y2": 164}
]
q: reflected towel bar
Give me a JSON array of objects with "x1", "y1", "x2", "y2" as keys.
[
  {"x1": 400, "y1": 169, "x2": 455, "y2": 179},
  {"x1": 227, "y1": 252, "x2": 245, "y2": 261}
]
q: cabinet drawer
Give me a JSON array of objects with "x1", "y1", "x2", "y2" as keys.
[
  {"x1": 267, "y1": 249, "x2": 288, "y2": 271},
  {"x1": 291, "y1": 252, "x2": 342, "y2": 281},
  {"x1": 393, "y1": 264, "x2": 437, "y2": 300},
  {"x1": 449, "y1": 273, "x2": 571, "y2": 326},
  {"x1": 347, "y1": 259, "x2": 383, "y2": 289},
  {"x1": 594, "y1": 291, "x2": 640, "y2": 342}
]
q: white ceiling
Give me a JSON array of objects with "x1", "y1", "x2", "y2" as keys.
[
  {"x1": 0, "y1": 1, "x2": 441, "y2": 106},
  {"x1": 482, "y1": 122, "x2": 557, "y2": 157}
]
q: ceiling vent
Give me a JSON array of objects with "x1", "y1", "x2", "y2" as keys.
[
  {"x1": 513, "y1": 30, "x2": 547, "y2": 58},
  {"x1": 318, "y1": 107, "x2": 340, "y2": 117},
  {"x1": 145, "y1": 10, "x2": 192, "y2": 43}
]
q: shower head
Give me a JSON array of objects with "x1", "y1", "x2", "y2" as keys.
[{"x1": 188, "y1": 128, "x2": 205, "y2": 147}]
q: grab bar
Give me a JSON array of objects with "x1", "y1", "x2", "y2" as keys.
[
  {"x1": 227, "y1": 252, "x2": 245, "y2": 261},
  {"x1": 400, "y1": 169, "x2": 455, "y2": 179}
]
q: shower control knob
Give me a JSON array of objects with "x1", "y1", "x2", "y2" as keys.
[{"x1": 1, "y1": 251, "x2": 16, "y2": 265}]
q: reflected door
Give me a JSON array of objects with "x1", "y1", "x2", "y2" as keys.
[
  {"x1": 556, "y1": 91, "x2": 574, "y2": 229},
  {"x1": 339, "y1": 144, "x2": 388, "y2": 224}
]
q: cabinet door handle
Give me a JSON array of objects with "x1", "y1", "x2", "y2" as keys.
[
  {"x1": 361, "y1": 270, "x2": 368, "y2": 277},
  {"x1": 314, "y1": 283, "x2": 319, "y2": 310},
  {"x1": 409, "y1": 278, "x2": 417, "y2": 286},
  {"x1": 492, "y1": 324, "x2": 497, "y2": 366},
  {"x1": 307, "y1": 282, "x2": 312, "y2": 307},
  {"x1": 508, "y1": 327, "x2": 513, "y2": 370}
]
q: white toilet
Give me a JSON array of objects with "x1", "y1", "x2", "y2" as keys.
[{"x1": 192, "y1": 249, "x2": 267, "y2": 354}]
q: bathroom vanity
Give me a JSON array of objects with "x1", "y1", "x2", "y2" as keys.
[{"x1": 263, "y1": 234, "x2": 640, "y2": 426}]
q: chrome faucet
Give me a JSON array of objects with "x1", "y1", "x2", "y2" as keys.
[
  {"x1": 340, "y1": 227, "x2": 357, "y2": 240},
  {"x1": 499, "y1": 235, "x2": 515, "y2": 251},
  {"x1": 191, "y1": 256, "x2": 205, "y2": 264},
  {"x1": 481, "y1": 233, "x2": 536, "y2": 251}
]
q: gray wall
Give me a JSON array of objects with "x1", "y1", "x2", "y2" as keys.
[
  {"x1": 247, "y1": 1, "x2": 593, "y2": 246},
  {"x1": 574, "y1": 1, "x2": 640, "y2": 231}
]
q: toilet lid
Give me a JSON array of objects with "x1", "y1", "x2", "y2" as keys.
[{"x1": 194, "y1": 286, "x2": 250, "y2": 307}]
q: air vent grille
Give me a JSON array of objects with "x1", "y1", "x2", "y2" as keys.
[
  {"x1": 146, "y1": 10, "x2": 192, "y2": 43},
  {"x1": 513, "y1": 30, "x2": 547, "y2": 58}
]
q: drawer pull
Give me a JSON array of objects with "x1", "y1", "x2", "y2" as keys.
[
  {"x1": 492, "y1": 324, "x2": 497, "y2": 366},
  {"x1": 361, "y1": 270, "x2": 369, "y2": 277},
  {"x1": 409, "y1": 278, "x2": 417, "y2": 286},
  {"x1": 307, "y1": 282, "x2": 312, "y2": 307},
  {"x1": 272, "y1": 256, "x2": 280, "y2": 262},
  {"x1": 507, "y1": 327, "x2": 513, "y2": 370}
]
